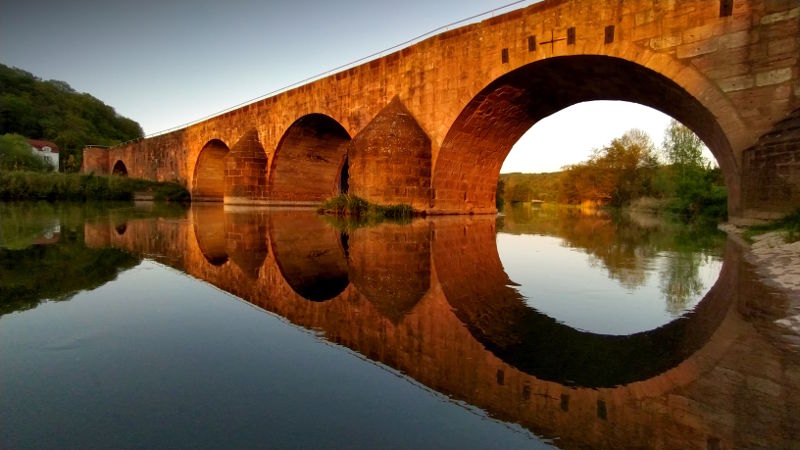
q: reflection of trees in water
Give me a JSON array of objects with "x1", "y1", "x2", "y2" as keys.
[
  {"x1": 659, "y1": 251, "x2": 706, "y2": 314},
  {"x1": 0, "y1": 202, "x2": 185, "y2": 316},
  {"x1": 499, "y1": 203, "x2": 725, "y2": 302}
]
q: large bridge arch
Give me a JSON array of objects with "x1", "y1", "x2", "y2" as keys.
[
  {"x1": 269, "y1": 114, "x2": 351, "y2": 203},
  {"x1": 432, "y1": 52, "x2": 743, "y2": 214},
  {"x1": 192, "y1": 139, "x2": 230, "y2": 201}
]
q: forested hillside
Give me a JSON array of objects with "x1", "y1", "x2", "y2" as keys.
[{"x1": 0, "y1": 64, "x2": 143, "y2": 171}]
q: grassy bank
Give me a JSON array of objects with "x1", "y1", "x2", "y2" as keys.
[
  {"x1": 318, "y1": 195, "x2": 415, "y2": 228},
  {"x1": 0, "y1": 171, "x2": 190, "y2": 202},
  {"x1": 743, "y1": 208, "x2": 800, "y2": 243},
  {"x1": 628, "y1": 190, "x2": 727, "y2": 223}
]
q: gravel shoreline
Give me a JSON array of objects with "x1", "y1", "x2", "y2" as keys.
[{"x1": 720, "y1": 224, "x2": 800, "y2": 336}]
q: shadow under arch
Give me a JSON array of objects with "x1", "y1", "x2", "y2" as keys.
[
  {"x1": 432, "y1": 55, "x2": 737, "y2": 214},
  {"x1": 432, "y1": 216, "x2": 735, "y2": 388},
  {"x1": 269, "y1": 210, "x2": 349, "y2": 302},
  {"x1": 269, "y1": 114, "x2": 351, "y2": 202},
  {"x1": 192, "y1": 204, "x2": 228, "y2": 266},
  {"x1": 112, "y1": 160, "x2": 128, "y2": 176},
  {"x1": 192, "y1": 139, "x2": 230, "y2": 202}
]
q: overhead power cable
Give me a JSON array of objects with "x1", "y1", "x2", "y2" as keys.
[{"x1": 119, "y1": 0, "x2": 535, "y2": 145}]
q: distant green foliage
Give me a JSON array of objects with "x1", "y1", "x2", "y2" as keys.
[
  {"x1": 0, "y1": 64, "x2": 143, "y2": 172},
  {"x1": 0, "y1": 133, "x2": 53, "y2": 172},
  {"x1": 497, "y1": 123, "x2": 727, "y2": 222},
  {"x1": 498, "y1": 172, "x2": 561, "y2": 206},
  {"x1": 319, "y1": 194, "x2": 414, "y2": 228},
  {"x1": 662, "y1": 119, "x2": 704, "y2": 170},
  {"x1": 663, "y1": 166, "x2": 727, "y2": 221},
  {"x1": 558, "y1": 129, "x2": 659, "y2": 206},
  {"x1": 656, "y1": 121, "x2": 727, "y2": 221},
  {"x1": 0, "y1": 171, "x2": 189, "y2": 202}
]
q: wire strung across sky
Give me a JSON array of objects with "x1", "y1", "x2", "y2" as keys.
[{"x1": 119, "y1": 0, "x2": 536, "y2": 146}]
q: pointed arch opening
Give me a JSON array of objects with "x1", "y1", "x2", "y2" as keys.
[
  {"x1": 112, "y1": 160, "x2": 128, "y2": 176},
  {"x1": 269, "y1": 114, "x2": 351, "y2": 203},
  {"x1": 192, "y1": 139, "x2": 230, "y2": 202}
]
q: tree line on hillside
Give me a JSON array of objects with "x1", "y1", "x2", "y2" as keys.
[
  {"x1": 498, "y1": 120, "x2": 727, "y2": 220},
  {"x1": 0, "y1": 63, "x2": 143, "y2": 172}
]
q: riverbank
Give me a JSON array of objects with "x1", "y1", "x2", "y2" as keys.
[
  {"x1": 0, "y1": 170, "x2": 189, "y2": 202},
  {"x1": 720, "y1": 222, "x2": 800, "y2": 337}
]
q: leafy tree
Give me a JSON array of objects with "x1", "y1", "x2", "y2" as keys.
[
  {"x1": 0, "y1": 64, "x2": 143, "y2": 172},
  {"x1": 498, "y1": 172, "x2": 561, "y2": 206},
  {"x1": 558, "y1": 129, "x2": 658, "y2": 206},
  {"x1": 662, "y1": 119, "x2": 704, "y2": 171},
  {"x1": 659, "y1": 121, "x2": 727, "y2": 220},
  {"x1": 0, "y1": 133, "x2": 53, "y2": 172}
]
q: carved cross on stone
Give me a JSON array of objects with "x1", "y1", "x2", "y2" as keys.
[{"x1": 539, "y1": 29, "x2": 566, "y2": 52}]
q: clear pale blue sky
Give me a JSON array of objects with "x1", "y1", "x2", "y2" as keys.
[{"x1": 0, "y1": 0, "x2": 709, "y2": 172}]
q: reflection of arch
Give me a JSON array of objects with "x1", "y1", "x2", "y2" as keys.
[
  {"x1": 269, "y1": 210, "x2": 348, "y2": 302},
  {"x1": 432, "y1": 55, "x2": 737, "y2": 213},
  {"x1": 114, "y1": 223, "x2": 127, "y2": 236},
  {"x1": 192, "y1": 205, "x2": 228, "y2": 266},
  {"x1": 192, "y1": 139, "x2": 229, "y2": 201},
  {"x1": 269, "y1": 114, "x2": 351, "y2": 202},
  {"x1": 112, "y1": 160, "x2": 128, "y2": 176},
  {"x1": 432, "y1": 217, "x2": 733, "y2": 388}
]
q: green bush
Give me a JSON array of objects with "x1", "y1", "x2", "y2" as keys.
[
  {"x1": 0, "y1": 133, "x2": 53, "y2": 172},
  {"x1": 319, "y1": 194, "x2": 415, "y2": 228},
  {"x1": 744, "y1": 208, "x2": 800, "y2": 243},
  {"x1": 0, "y1": 171, "x2": 188, "y2": 202}
]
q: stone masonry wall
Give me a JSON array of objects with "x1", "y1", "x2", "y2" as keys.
[
  {"x1": 742, "y1": 107, "x2": 800, "y2": 219},
  {"x1": 84, "y1": 0, "x2": 800, "y2": 218}
]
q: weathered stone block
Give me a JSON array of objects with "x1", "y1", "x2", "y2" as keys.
[
  {"x1": 719, "y1": 75, "x2": 755, "y2": 92},
  {"x1": 650, "y1": 35, "x2": 682, "y2": 50},
  {"x1": 768, "y1": 37, "x2": 797, "y2": 56},
  {"x1": 676, "y1": 38, "x2": 719, "y2": 58},
  {"x1": 760, "y1": 7, "x2": 800, "y2": 25},
  {"x1": 755, "y1": 68, "x2": 793, "y2": 87},
  {"x1": 718, "y1": 30, "x2": 752, "y2": 50},
  {"x1": 682, "y1": 23, "x2": 717, "y2": 44}
]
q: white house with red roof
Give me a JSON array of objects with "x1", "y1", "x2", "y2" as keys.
[{"x1": 28, "y1": 139, "x2": 59, "y2": 170}]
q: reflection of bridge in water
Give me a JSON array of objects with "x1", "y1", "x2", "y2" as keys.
[{"x1": 84, "y1": 207, "x2": 799, "y2": 449}]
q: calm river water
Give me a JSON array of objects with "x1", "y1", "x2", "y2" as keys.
[{"x1": 1, "y1": 201, "x2": 798, "y2": 449}]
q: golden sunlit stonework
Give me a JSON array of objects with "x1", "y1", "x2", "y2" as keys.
[{"x1": 83, "y1": 0, "x2": 800, "y2": 219}]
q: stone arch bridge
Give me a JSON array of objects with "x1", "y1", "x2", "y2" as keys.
[{"x1": 82, "y1": 0, "x2": 800, "y2": 219}]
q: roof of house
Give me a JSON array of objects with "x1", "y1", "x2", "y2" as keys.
[{"x1": 28, "y1": 139, "x2": 60, "y2": 153}]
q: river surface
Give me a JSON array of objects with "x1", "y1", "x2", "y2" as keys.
[{"x1": 1, "y1": 201, "x2": 798, "y2": 449}]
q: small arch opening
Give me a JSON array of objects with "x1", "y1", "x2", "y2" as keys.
[{"x1": 112, "y1": 160, "x2": 128, "y2": 176}]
